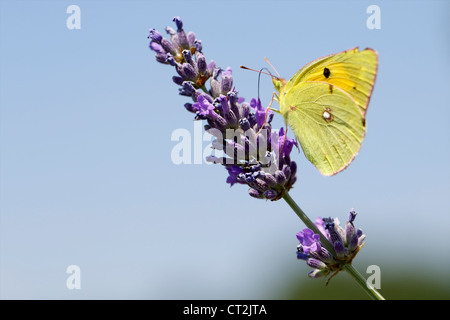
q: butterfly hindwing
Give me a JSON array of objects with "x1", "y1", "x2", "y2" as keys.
[{"x1": 280, "y1": 81, "x2": 366, "y2": 176}]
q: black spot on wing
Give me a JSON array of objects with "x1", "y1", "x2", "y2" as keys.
[{"x1": 323, "y1": 67, "x2": 331, "y2": 78}]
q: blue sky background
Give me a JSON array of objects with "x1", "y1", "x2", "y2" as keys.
[{"x1": 1, "y1": 0, "x2": 449, "y2": 299}]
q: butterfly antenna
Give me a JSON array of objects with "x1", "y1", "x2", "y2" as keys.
[
  {"x1": 264, "y1": 57, "x2": 281, "y2": 78},
  {"x1": 240, "y1": 65, "x2": 280, "y2": 137},
  {"x1": 257, "y1": 67, "x2": 272, "y2": 100},
  {"x1": 240, "y1": 65, "x2": 281, "y2": 81}
]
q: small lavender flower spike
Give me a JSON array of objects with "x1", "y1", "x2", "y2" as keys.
[
  {"x1": 149, "y1": 17, "x2": 298, "y2": 201},
  {"x1": 295, "y1": 210, "x2": 366, "y2": 284}
]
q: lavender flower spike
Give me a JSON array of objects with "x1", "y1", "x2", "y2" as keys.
[
  {"x1": 295, "y1": 210, "x2": 367, "y2": 284},
  {"x1": 149, "y1": 17, "x2": 298, "y2": 201}
]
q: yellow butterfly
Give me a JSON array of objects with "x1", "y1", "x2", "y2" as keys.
[{"x1": 269, "y1": 47, "x2": 378, "y2": 176}]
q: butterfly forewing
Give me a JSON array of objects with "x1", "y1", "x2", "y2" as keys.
[{"x1": 284, "y1": 48, "x2": 378, "y2": 115}]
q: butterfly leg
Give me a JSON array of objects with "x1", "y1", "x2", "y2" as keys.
[{"x1": 267, "y1": 92, "x2": 281, "y2": 114}]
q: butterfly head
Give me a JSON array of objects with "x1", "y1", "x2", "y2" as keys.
[{"x1": 272, "y1": 77, "x2": 287, "y2": 94}]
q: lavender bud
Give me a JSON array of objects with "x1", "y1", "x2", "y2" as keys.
[
  {"x1": 196, "y1": 53, "x2": 207, "y2": 74},
  {"x1": 289, "y1": 161, "x2": 297, "y2": 177},
  {"x1": 179, "y1": 81, "x2": 196, "y2": 96},
  {"x1": 249, "y1": 188, "x2": 264, "y2": 199},
  {"x1": 241, "y1": 102, "x2": 250, "y2": 119},
  {"x1": 194, "y1": 39, "x2": 202, "y2": 52},
  {"x1": 155, "y1": 53, "x2": 167, "y2": 64},
  {"x1": 334, "y1": 241, "x2": 346, "y2": 259},
  {"x1": 207, "y1": 61, "x2": 216, "y2": 75},
  {"x1": 149, "y1": 41, "x2": 164, "y2": 53},
  {"x1": 182, "y1": 50, "x2": 195, "y2": 68},
  {"x1": 288, "y1": 175, "x2": 297, "y2": 186},
  {"x1": 148, "y1": 28, "x2": 163, "y2": 42},
  {"x1": 176, "y1": 30, "x2": 189, "y2": 50},
  {"x1": 358, "y1": 233, "x2": 366, "y2": 246},
  {"x1": 346, "y1": 220, "x2": 356, "y2": 246},
  {"x1": 221, "y1": 74, "x2": 233, "y2": 94},
  {"x1": 335, "y1": 220, "x2": 347, "y2": 246},
  {"x1": 181, "y1": 63, "x2": 197, "y2": 80},
  {"x1": 282, "y1": 165, "x2": 291, "y2": 181},
  {"x1": 199, "y1": 93, "x2": 214, "y2": 104},
  {"x1": 317, "y1": 247, "x2": 336, "y2": 264},
  {"x1": 212, "y1": 67, "x2": 221, "y2": 79},
  {"x1": 274, "y1": 170, "x2": 286, "y2": 185},
  {"x1": 160, "y1": 38, "x2": 177, "y2": 56},
  {"x1": 187, "y1": 31, "x2": 196, "y2": 47},
  {"x1": 349, "y1": 210, "x2": 357, "y2": 224},
  {"x1": 239, "y1": 118, "x2": 251, "y2": 131},
  {"x1": 262, "y1": 173, "x2": 277, "y2": 187},
  {"x1": 225, "y1": 111, "x2": 238, "y2": 128},
  {"x1": 165, "y1": 53, "x2": 178, "y2": 67},
  {"x1": 173, "y1": 16, "x2": 183, "y2": 31},
  {"x1": 249, "y1": 178, "x2": 269, "y2": 192},
  {"x1": 227, "y1": 91, "x2": 241, "y2": 119},
  {"x1": 209, "y1": 113, "x2": 227, "y2": 130},
  {"x1": 172, "y1": 76, "x2": 184, "y2": 86},
  {"x1": 348, "y1": 233, "x2": 359, "y2": 252},
  {"x1": 263, "y1": 189, "x2": 278, "y2": 200},
  {"x1": 218, "y1": 95, "x2": 230, "y2": 114},
  {"x1": 210, "y1": 78, "x2": 221, "y2": 98},
  {"x1": 228, "y1": 91, "x2": 239, "y2": 104},
  {"x1": 184, "y1": 103, "x2": 197, "y2": 113},
  {"x1": 308, "y1": 269, "x2": 329, "y2": 279},
  {"x1": 356, "y1": 229, "x2": 363, "y2": 238},
  {"x1": 307, "y1": 258, "x2": 327, "y2": 270},
  {"x1": 165, "y1": 26, "x2": 176, "y2": 36},
  {"x1": 325, "y1": 218, "x2": 345, "y2": 246},
  {"x1": 282, "y1": 155, "x2": 291, "y2": 166}
]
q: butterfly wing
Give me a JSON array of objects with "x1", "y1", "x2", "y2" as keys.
[
  {"x1": 282, "y1": 47, "x2": 378, "y2": 115},
  {"x1": 280, "y1": 81, "x2": 365, "y2": 176}
]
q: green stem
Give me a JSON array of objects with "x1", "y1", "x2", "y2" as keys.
[
  {"x1": 282, "y1": 192, "x2": 385, "y2": 300},
  {"x1": 282, "y1": 192, "x2": 335, "y2": 256},
  {"x1": 344, "y1": 264, "x2": 385, "y2": 300}
]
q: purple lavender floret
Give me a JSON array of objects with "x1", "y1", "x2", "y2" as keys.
[
  {"x1": 149, "y1": 17, "x2": 298, "y2": 200},
  {"x1": 296, "y1": 229, "x2": 321, "y2": 254}
]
